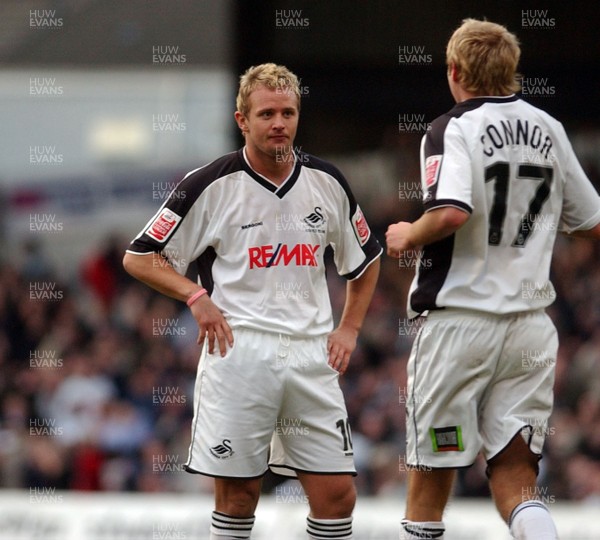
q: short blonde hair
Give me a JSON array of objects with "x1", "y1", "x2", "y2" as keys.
[
  {"x1": 446, "y1": 18, "x2": 521, "y2": 95},
  {"x1": 236, "y1": 63, "x2": 301, "y2": 116}
]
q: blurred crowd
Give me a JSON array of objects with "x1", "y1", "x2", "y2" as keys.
[{"x1": 1, "y1": 140, "x2": 600, "y2": 504}]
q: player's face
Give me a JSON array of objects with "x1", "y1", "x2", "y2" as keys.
[{"x1": 236, "y1": 85, "x2": 299, "y2": 161}]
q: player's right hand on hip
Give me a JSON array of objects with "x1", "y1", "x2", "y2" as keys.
[{"x1": 189, "y1": 295, "x2": 234, "y2": 357}]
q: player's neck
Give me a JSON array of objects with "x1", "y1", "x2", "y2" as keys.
[
  {"x1": 244, "y1": 146, "x2": 295, "y2": 186},
  {"x1": 453, "y1": 86, "x2": 478, "y2": 103},
  {"x1": 454, "y1": 86, "x2": 511, "y2": 103}
]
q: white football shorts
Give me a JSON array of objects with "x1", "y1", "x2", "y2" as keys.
[
  {"x1": 185, "y1": 327, "x2": 356, "y2": 478},
  {"x1": 405, "y1": 308, "x2": 557, "y2": 469}
]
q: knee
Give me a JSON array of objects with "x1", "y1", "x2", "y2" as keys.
[
  {"x1": 215, "y1": 481, "x2": 261, "y2": 517},
  {"x1": 335, "y1": 482, "x2": 357, "y2": 516},
  {"x1": 311, "y1": 481, "x2": 356, "y2": 518}
]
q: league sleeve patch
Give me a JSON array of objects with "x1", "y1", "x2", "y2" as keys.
[
  {"x1": 352, "y1": 206, "x2": 371, "y2": 246},
  {"x1": 145, "y1": 208, "x2": 182, "y2": 243},
  {"x1": 424, "y1": 154, "x2": 442, "y2": 188}
]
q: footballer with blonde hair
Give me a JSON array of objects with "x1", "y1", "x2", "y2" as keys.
[
  {"x1": 388, "y1": 18, "x2": 600, "y2": 540},
  {"x1": 124, "y1": 63, "x2": 381, "y2": 539}
]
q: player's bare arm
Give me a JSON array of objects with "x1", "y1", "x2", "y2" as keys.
[
  {"x1": 566, "y1": 221, "x2": 600, "y2": 239},
  {"x1": 327, "y1": 257, "x2": 380, "y2": 375},
  {"x1": 122, "y1": 252, "x2": 233, "y2": 356},
  {"x1": 386, "y1": 207, "x2": 469, "y2": 258}
]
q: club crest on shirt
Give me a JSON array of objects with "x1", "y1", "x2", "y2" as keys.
[
  {"x1": 352, "y1": 207, "x2": 370, "y2": 246},
  {"x1": 425, "y1": 154, "x2": 442, "y2": 188},
  {"x1": 303, "y1": 206, "x2": 325, "y2": 229},
  {"x1": 275, "y1": 208, "x2": 326, "y2": 233},
  {"x1": 146, "y1": 208, "x2": 182, "y2": 243}
]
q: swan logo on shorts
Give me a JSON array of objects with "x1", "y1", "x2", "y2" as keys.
[
  {"x1": 430, "y1": 426, "x2": 464, "y2": 452},
  {"x1": 146, "y1": 208, "x2": 182, "y2": 243},
  {"x1": 210, "y1": 439, "x2": 234, "y2": 459}
]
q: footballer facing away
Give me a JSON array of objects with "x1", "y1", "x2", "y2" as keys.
[{"x1": 387, "y1": 18, "x2": 600, "y2": 540}]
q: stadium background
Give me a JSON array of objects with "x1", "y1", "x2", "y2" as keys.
[{"x1": 1, "y1": 1, "x2": 599, "y2": 538}]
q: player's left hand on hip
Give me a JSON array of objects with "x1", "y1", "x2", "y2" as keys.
[{"x1": 327, "y1": 326, "x2": 358, "y2": 375}]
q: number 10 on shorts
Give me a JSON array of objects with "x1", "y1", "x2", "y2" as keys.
[{"x1": 336, "y1": 418, "x2": 354, "y2": 456}]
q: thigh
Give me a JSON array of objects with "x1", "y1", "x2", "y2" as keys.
[
  {"x1": 480, "y1": 310, "x2": 557, "y2": 461},
  {"x1": 269, "y1": 336, "x2": 356, "y2": 477},
  {"x1": 405, "y1": 311, "x2": 505, "y2": 468},
  {"x1": 186, "y1": 329, "x2": 283, "y2": 478}
]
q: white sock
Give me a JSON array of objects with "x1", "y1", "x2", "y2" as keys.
[
  {"x1": 210, "y1": 511, "x2": 255, "y2": 538},
  {"x1": 509, "y1": 500, "x2": 558, "y2": 539},
  {"x1": 400, "y1": 519, "x2": 445, "y2": 539},
  {"x1": 307, "y1": 516, "x2": 353, "y2": 539}
]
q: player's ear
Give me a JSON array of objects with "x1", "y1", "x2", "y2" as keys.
[
  {"x1": 234, "y1": 111, "x2": 248, "y2": 134},
  {"x1": 448, "y1": 63, "x2": 460, "y2": 82}
]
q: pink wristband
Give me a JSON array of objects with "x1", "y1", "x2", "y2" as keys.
[{"x1": 186, "y1": 288, "x2": 207, "y2": 307}]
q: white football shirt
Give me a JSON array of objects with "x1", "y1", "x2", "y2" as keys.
[
  {"x1": 127, "y1": 148, "x2": 382, "y2": 336},
  {"x1": 408, "y1": 95, "x2": 600, "y2": 318}
]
